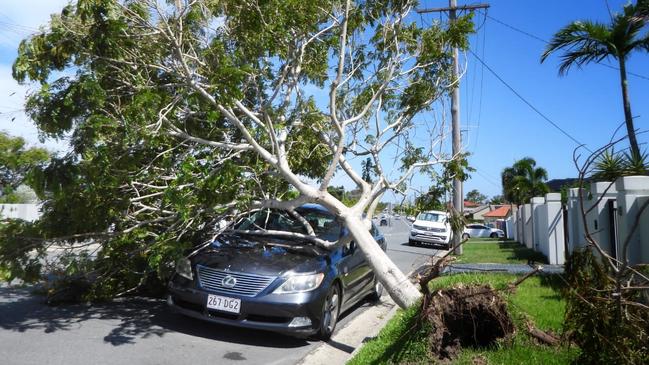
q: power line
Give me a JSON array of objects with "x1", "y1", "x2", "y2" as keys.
[
  {"x1": 479, "y1": 10, "x2": 649, "y2": 81},
  {"x1": 468, "y1": 48, "x2": 592, "y2": 152},
  {"x1": 472, "y1": 12, "x2": 487, "y2": 153},
  {"x1": 474, "y1": 168, "x2": 501, "y2": 189}
]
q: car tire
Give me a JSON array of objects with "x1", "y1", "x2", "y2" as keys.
[
  {"x1": 369, "y1": 277, "x2": 384, "y2": 301},
  {"x1": 317, "y1": 284, "x2": 340, "y2": 340},
  {"x1": 408, "y1": 239, "x2": 415, "y2": 246},
  {"x1": 462, "y1": 233, "x2": 469, "y2": 240},
  {"x1": 490, "y1": 232, "x2": 498, "y2": 239}
]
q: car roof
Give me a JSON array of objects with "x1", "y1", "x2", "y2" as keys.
[{"x1": 297, "y1": 203, "x2": 332, "y2": 214}]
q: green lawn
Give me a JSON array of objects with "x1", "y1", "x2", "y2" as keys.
[
  {"x1": 348, "y1": 273, "x2": 578, "y2": 365},
  {"x1": 454, "y1": 238, "x2": 548, "y2": 264}
]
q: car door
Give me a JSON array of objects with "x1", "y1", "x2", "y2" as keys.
[
  {"x1": 340, "y1": 241, "x2": 366, "y2": 304},
  {"x1": 466, "y1": 224, "x2": 479, "y2": 237},
  {"x1": 340, "y1": 225, "x2": 382, "y2": 305},
  {"x1": 477, "y1": 225, "x2": 489, "y2": 238}
]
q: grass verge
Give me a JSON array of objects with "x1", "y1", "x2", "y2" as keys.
[
  {"x1": 455, "y1": 239, "x2": 548, "y2": 264},
  {"x1": 348, "y1": 273, "x2": 579, "y2": 365}
]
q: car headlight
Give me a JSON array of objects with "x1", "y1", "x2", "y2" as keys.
[
  {"x1": 175, "y1": 257, "x2": 193, "y2": 281},
  {"x1": 273, "y1": 273, "x2": 325, "y2": 294}
]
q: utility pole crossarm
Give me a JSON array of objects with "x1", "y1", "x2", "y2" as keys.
[{"x1": 416, "y1": 3, "x2": 489, "y2": 14}]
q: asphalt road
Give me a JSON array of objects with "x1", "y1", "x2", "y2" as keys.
[{"x1": 0, "y1": 218, "x2": 440, "y2": 365}]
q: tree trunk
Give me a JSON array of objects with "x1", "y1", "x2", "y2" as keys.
[
  {"x1": 342, "y1": 214, "x2": 422, "y2": 308},
  {"x1": 618, "y1": 58, "x2": 640, "y2": 158}
]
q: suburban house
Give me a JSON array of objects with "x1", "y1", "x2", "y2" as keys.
[{"x1": 483, "y1": 205, "x2": 513, "y2": 225}]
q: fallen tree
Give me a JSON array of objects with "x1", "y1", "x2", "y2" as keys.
[{"x1": 4, "y1": 0, "x2": 475, "y2": 307}]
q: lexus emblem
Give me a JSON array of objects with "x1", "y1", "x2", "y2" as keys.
[{"x1": 222, "y1": 275, "x2": 237, "y2": 288}]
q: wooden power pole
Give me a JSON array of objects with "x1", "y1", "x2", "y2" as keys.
[{"x1": 417, "y1": 1, "x2": 489, "y2": 255}]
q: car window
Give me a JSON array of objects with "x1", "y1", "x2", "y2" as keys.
[
  {"x1": 370, "y1": 223, "x2": 379, "y2": 238},
  {"x1": 235, "y1": 208, "x2": 341, "y2": 242}
]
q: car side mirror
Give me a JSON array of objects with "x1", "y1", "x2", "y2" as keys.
[{"x1": 343, "y1": 241, "x2": 356, "y2": 257}]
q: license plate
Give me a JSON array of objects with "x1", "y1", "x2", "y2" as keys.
[{"x1": 206, "y1": 294, "x2": 241, "y2": 314}]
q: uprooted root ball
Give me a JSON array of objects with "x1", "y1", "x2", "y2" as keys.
[{"x1": 424, "y1": 284, "x2": 515, "y2": 360}]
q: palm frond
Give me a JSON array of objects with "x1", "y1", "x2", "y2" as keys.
[
  {"x1": 627, "y1": 33, "x2": 649, "y2": 54},
  {"x1": 541, "y1": 21, "x2": 614, "y2": 75}
]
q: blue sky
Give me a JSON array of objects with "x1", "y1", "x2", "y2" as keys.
[
  {"x1": 1, "y1": 0, "x2": 648, "y2": 201},
  {"x1": 448, "y1": 0, "x2": 649, "y2": 198}
]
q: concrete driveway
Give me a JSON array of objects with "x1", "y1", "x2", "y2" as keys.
[{"x1": 0, "y1": 217, "x2": 440, "y2": 365}]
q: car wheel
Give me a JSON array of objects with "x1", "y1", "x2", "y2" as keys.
[
  {"x1": 369, "y1": 277, "x2": 384, "y2": 301},
  {"x1": 317, "y1": 284, "x2": 340, "y2": 340},
  {"x1": 490, "y1": 232, "x2": 498, "y2": 238},
  {"x1": 408, "y1": 239, "x2": 415, "y2": 246},
  {"x1": 462, "y1": 233, "x2": 469, "y2": 240}
]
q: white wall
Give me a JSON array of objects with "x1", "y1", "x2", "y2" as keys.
[
  {"x1": 587, "y1": 182, "x2": 617, "y2": 259},
  {"x1": 0, "y1": 204, "x2": 41, "y2": 221},
  {"x1": 566, "y1": 188, "x2": 584, "y2": 252},
  {"x1": 531, "y1": 197, "x2": 545, "y2": 249},
  {"x1": 523, "y1": 203, "x2": 533, "y2": 248},
  {"x1": 544, "y1": 193, "x2": 565, "y2": 265},
  {"x1": 615, "y1": 176, "x2": 649, "y2": 265},
  {"x1": 461, "y1": 178, "x2": 646, "y2": 266}
]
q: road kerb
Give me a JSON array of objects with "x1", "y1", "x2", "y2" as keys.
[
  {"x1": 296, "y1": 266, "x2": 428, "y2": 365},
  {"x1": 295, "y1": 296, "x2": 398, "y2": 365}
]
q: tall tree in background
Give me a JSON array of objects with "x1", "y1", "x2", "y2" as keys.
[
  {"x1": 0, "y1": 132, "x2": 49, "y2": 203},
  {"x1": 6, "y1": 0, "x2": 474, "y2": 308},
  {"x1": 501, "y1": 157, "x2": 549, "y2": 205},
  {"x1": 541, "y1": 0, "x2": 649, "y2": 158},
  {"x1": 489, "y1": 195, "x2": 505, "y2": 204},
  {"x1": 465, "y1": 189, "x2": 487, "y2": 204}
]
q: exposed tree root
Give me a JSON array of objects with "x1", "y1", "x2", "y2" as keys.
[{"x1": 423, "y1": 285, "x2": 515, "y2": 360}]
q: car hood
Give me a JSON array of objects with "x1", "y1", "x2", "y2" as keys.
[
  {"x1": 412, "y1": 220, "x2": 447, "y2": 229},
  {"x1": 191, "y1": 233, "x2": 330, "y2": 277}
]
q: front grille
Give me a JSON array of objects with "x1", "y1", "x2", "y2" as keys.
[
  {"x1": 413, "y1": 225, "x2": 446, "y2": 233},
  {"x1": 196, "y1": 265, "x2": 276, "y2": 297}
]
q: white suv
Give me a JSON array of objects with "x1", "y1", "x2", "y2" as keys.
[{"x1": 408, "y1": 210, "x2": 452, "y2": 249}]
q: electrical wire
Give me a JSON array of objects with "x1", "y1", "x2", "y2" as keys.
[
  {"x1": 468, "y1": 48, "x2": 592, "y2": 152},
  {"x1": 472, "y1": 11, "x2": 487, "y2": 153},
  {"x1": 474, "y1": 168, "x2": 502, "y2": 189},
  {"x1": 478, "y1": 10, "x2": 649, "y2": 82}
]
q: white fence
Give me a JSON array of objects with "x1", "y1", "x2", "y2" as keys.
[
  {"x1": 0, "y1": 204, "x2": 41, "y2": 222},
  {"x1": 510, "y1": 176, "x2": 649, "y2": 265}
]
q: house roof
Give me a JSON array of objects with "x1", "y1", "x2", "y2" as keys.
[
  {"x1": 464, "y1": 200, "x2": 480, "y2": 208},
  {"x1": 483, "y1": 205, "x2": 511, "y2": 218}
]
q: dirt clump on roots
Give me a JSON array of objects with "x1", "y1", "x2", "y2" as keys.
[{"x1": 423, "y1": 284, "x2": 515, "y2": 360}]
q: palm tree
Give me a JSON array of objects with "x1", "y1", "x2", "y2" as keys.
[
  {"x1": 502, "y1": 157, "x2": 549, "y2": 205},
  {"x1": 541, "y1": 0, "x2": 649, "y2": 159}
]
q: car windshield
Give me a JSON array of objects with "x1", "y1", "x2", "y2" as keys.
[
  {"x1": 235, "y1": 208, "x2": 342, "y2": 242},
  {"x1": 417, "y1": 212, "x2": 446, "y2": 223}
]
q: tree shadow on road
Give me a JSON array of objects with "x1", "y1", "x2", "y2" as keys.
[{"x1": 0, "y1": 285, "x2": 309, "y2": 348}]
